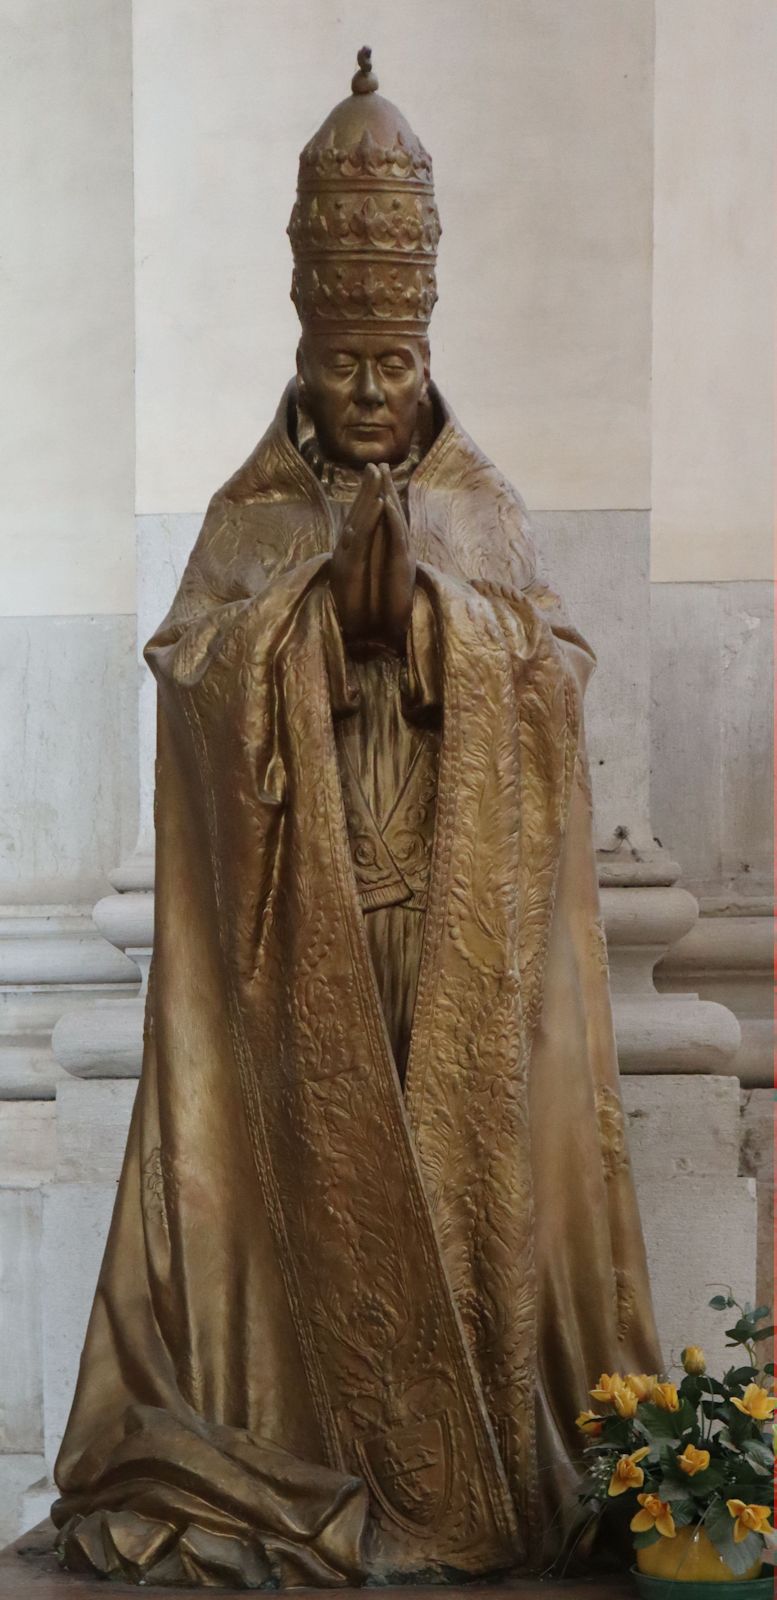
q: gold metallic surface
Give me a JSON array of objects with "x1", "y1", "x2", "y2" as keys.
[
  {"x1": 52, "y1": 51, "x2": 661, "y2": 1591},
  {"x1": 289, "y1": 45, "x2": 439, "y2": 335}
]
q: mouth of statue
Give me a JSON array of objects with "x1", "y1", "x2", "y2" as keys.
[{"x1": 348, "y1": 421, "x2": 391, "y2": 436}]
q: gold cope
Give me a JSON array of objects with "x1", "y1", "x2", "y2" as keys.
[{"x1": 52, "y1": 48, "x2": 661, "y2": 1589}]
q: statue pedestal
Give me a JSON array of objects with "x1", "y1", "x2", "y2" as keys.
[{"x1": 2, "y1": 1524, "x2": 633, "y2": 1600}]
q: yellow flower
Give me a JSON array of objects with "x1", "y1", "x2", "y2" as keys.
[
  {"x1": 681, "y1": 1345, "x2": 706, "y2": 1375},
  {"x1": 613, "y1": 1385, "x2": 639, "y2": 1418},
  {"x1": 726, "y1": 1501, "x2": 773, "y2": 1544},
  {"x1": 653, "y1": 1381, "x2": 680, "y2": 1412},
  {"x1": 608, "y1": 1447, "x2": 651, "y2": 1497},
  {"x1": 731, "y1": 1384, "x2": 777, "y2": 1422},
  {"x1": 631, "y1": 1494, "x2": 676, "y2": 1539},
  {"x1": 576, "y1": 1410, "x2": 603, "y2": 1436},
  {"x1": 590, "y1": 1373, "x2": 625, "y2": 1405},
  {"x1": 677, "y1": 1443, "x2": 710, "y2": 1477},
  {"x1": 625, "y1": 1373, "x2": 657, "y2": 1402}
]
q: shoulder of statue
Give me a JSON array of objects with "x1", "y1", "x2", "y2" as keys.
[
  {"x1": 216, "y1": 382, "x2": 316, "y2": 508},
  {"x1": 170, "y1": 385, "x2": 328, "y2": 616},
  {"x1": 416, "y1": 395, "x2": 538, "y2": 591}
]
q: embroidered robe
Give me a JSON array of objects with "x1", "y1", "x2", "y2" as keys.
[{"x1": 51, "y1": 383, "x2": 662, "y2": 1589}]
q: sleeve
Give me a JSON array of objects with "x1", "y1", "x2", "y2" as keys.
[{"x1": 323, "y1": 584, "x2": 442, "y2": 722}]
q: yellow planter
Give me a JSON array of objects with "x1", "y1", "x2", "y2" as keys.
[{"x1": 637, "y1": 1525, "x2": 763, "y2": 1583}]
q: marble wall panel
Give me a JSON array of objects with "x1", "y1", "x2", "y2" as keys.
[
  {"x1": 0, "y1": 1105, "x2": 56, "y2": 1187},
  {"x1": 0, "y1": 1191, "x2": 43, "y2": 1453},
  {"x1": 42, "y1": 1183, "x2": 118, "y2": 1470},
  {"x1": 623, "y1": 1075, "x2": 740, "y2": 1183},
  {"x1": 651, "y1": 581, "x2": 773, "y2": 902},
  {"x1": 0, "y1": 615, "x2": 138, "y2": 906},
  {"x1": 0, "y1": 1456, "x2": 47, "y2": 1548},
  {"x1": 56, "y1": 1079, "x2": 136, "y2": 1184},
  {"x1": 719, "y1": 585, "x2": 774, "y2": 897},
  {"x1": 640, "y1": 1176, "x2": 756, "y2": 1377},
  {"x1": 534, "y1": 511, "x2": 653, "y2": 851}
]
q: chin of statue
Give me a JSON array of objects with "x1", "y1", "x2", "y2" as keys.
[{"x1": 342, "y1": 426, "x2": 409, "y2": 465}]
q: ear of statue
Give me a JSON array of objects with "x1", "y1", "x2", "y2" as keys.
[
  {"x1": 420, "y1": 338, "x2": 431, "y2": 399},
  {"x1": 295, "y1": 342, "x2": 307, "y2": 404}
]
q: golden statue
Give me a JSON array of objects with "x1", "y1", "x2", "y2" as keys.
[{"x1": 52, "y1": 50, "x2": 661, "y2": 1588}]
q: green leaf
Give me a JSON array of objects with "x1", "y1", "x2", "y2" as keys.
[
  {"x1": 752, "y1": 1305, "x2": 772, "y2": 1322},
  {"x1": 709, "y1": 1294, "x2": 732, "y2": 1310},
  {"x1": 705, "y1": 1500, "x2": 735, "y2": 1543},
  {"x1": 658, "y1": 1476, "x2": 693, "y2": 1503},
  {"x1": 742, "y1": 1438, "x2": 774, "y2": 1472},
  {"x1": 702, "y1": 1377, "x2": 730, "y2": 1397},
  {"x1": 703, "y1": 1501, "x2": 767, "y2": 1576},
  {"x1": 763, "y1": 1362, "x2": 774, "y2": 1376},
  {"x1": 725, "y1": 1320, "x2": 758, "y2": 1343},
  {"x1": 632, "y1": 1527, "x2": 661, "y2": 1550},
  {"x1": 751, "y1": 1325, "x2": 775, "y2": 1343},
  {"x1": 724, "y1": 1404, "x2": 762, "y2": 1445},
  {"x1": 637, "y1": 1399, "x2": 696, "y2": 1442},
  {"x1": 599, "y1": 1416, "x2": 637, "y2": 1449},
  {"x1": 724, "y1": 1468, "x2": 771, "y2": 1499},
  {"x1": 638, "y1": 1407, "x2": 681, "y2": 1440},
  {"x1": 708, "y1": 1528, "x2": 766, "y2": 1577},
  {"x1": 671, "y1": 1500, "x2": 698, "y2": 1529},
  {"x1": 700, "y1": 1402, "x2": 731, "y2": 1427},
  {"x1": 724, "y1": 1366, "x2": 758, "y2": 1386},
  {"x1": 686, "y1": 1464, "x2": 726, "y2": 1498}
]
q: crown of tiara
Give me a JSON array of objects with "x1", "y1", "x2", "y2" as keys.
[{"x1": 288, "y1": 49, "x2": 440, "y2": 334}]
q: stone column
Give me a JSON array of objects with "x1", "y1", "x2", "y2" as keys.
[
  {"x1": 534, "y1": 510, "x2": 742, "y2": 1081},
  {"x1": 51, "y1": 514, "x2": 200, "y2": 1087},
  {"x1": 18, "y1": 519, "x2": 197, "y2": 1529},
  {"x1": 0, "y1": 630, "x2": 138, "y2": 1543}
]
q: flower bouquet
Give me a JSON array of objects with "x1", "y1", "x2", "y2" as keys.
[{"x1": 575, "y1": 1296, "x2": 775, "y2": 1596}]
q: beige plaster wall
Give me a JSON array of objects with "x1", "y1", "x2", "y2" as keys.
[
  {"x1": 2, "y1": 4, "x2": 772, "y2": 610},
  {"x1": 651, "y1": 0, "x2": 775, "y2": 582},
  {"x1": 133, "y1": 0, "x2": 654, "y2": 517},
  {"x1": 0, "y1": 0, "x2": 135, "y2": 617}
]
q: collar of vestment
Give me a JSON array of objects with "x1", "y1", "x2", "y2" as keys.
[{"x1": 191, "y1": 379, "x2": 540, "y2": 603}]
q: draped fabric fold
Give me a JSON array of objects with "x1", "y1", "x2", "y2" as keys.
[{"x1": 52, "y1": 384, "x2": 661, "y2": 1587}]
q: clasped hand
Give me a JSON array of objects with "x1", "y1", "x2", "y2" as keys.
[{"x1": 330, "y1": 463, "x2": 416, "y2": 656}]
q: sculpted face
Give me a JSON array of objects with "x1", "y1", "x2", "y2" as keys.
[{"x1": 297, "y1": 330, "x2": 429, "y2": 468}]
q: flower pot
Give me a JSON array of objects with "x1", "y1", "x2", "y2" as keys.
[
  {"x1": 633, "y1": 1573, "x2": 773, "y2": 1600},
  {"x1": 632, "y1": 1524, "x2": 768, "y2": 1598}
]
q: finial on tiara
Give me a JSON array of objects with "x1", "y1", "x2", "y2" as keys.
[{"x1": 351, "y1": 45, "x2": 379, "y2": 95}]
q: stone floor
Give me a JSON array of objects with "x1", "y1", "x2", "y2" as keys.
[{"x1": 1, "y1": 1524, "x2": 634, "y2": 1600}]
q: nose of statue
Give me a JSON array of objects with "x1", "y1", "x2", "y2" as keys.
[{"x1": 355, "y1": 359, "x2": 383, "y2": 405}]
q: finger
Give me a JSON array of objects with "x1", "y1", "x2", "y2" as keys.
[
  {"x1": 358, "y1": 461, "x2": 383, "y2": 510},
  {"x1": 347, "y1": 496, "x2": 382, "y2": 548},
  {"x1": 340, "y1": 493, "x2": 382, "y2": 552},
  {"x1": 381, "y1": 469, "x2": 410, "y2": 545},
  {"x1": 368, "y1": 510, "x2": 386, "y2": 622},
  {"x1": 383, "y1": 496, "x2": 414, "y2": 566}
]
